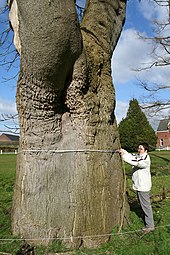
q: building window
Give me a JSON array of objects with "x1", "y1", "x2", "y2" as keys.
[{"x1": 160, "y1": 139, "x2": 163, "y2": 147}]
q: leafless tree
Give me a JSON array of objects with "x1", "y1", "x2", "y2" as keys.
[
  {"x1": 0, "y1": 2, "x2": 19, "y2": 133},
  {"x1": 135, "y1": 0, "x2": 170, "y2": 117}
]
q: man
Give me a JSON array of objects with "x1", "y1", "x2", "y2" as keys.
[{"x1": 118, "y1": 143, "x2": 154, "y2": 233}]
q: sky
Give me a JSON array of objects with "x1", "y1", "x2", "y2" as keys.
[
  {"x1": 112, "y1": 0, "x2": 170, "y2": 127},
  {"x1": 0, "y1": 0, "x2": 169, "y2": 134}
]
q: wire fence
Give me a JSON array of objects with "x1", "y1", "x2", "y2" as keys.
[
  {"x1": 0, "y1": 150, "x2": 18, "y2": 155},
  {"x1": 0, "y1": 148, "x2": 117, "y2": 155},
  {"x1": 0, "y1": 149, "x2": 169, "y2": 246},
  {"x1": 0, "y1": 224, "x2": 170, "y2": 242}
]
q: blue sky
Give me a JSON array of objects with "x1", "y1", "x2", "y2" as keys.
[{"x1": 0, "y1": 0, "x2": 169, "y2": 133}]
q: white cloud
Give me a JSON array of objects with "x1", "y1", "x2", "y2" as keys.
[
  {"x1": 138, "y1": 0, "x2": 158, "y2": 21},
  {"x1": 115, "y1": 100, "x2": 128, "y2": 124},
  {"x1": 138, "y1": 0, "x2": 170, "y2": 42},
  {"x1": 138, "y1": 0, "x2": 169, "y2": 24},
  {"x1": 0, "y1": 98, "x2": 17, "y2": 115},
  {"x1": 112, "y1": 28, "x2": 153, "y2": 83},
  {"x1": 112, "y1": 27, "x2": 170, "y2": 86},
  {"x1": 112, "y1": 0, "x2": 170, "y2": 87}
]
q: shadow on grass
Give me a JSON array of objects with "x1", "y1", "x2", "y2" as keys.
[
  {"x1": 129, "y1": 198, "x2": 145, "y2": 224},
  {"x1": 128, "y1": 195, "x2": 162, "y2": 228},
  {"x1": 151, "y1": 153, "x2": 170, "y2": 163}
]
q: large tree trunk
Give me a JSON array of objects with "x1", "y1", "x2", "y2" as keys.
[{"x1": 10, "y1": 0, "x2": 128, "y2": 249}]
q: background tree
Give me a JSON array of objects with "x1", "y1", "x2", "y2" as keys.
[
  {"x1": 118, "y1": 99, "x2": 157, "y2": 151},
  {"x1": 7, "y1": 0, "x2": 128, "y2": 249}
]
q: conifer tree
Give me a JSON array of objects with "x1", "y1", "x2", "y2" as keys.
[{"x1": 118, "y1": 99, "x2": 157, "y2": 151}]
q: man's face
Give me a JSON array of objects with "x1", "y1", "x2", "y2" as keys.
[{"x1": 138, "y1": 145, "x2": 146, "y2": 155}]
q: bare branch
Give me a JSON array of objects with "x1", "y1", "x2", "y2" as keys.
[
  {"x1": 140, "y1": 101, "x2": 170, "y2": 118},
  {"x1": 0, "y1": 113, "x2": 18, "y2": 121},
  {"x1": 0, "y1": 127, "x2": 19, "y2": 134},
  {"x1": 137, "y1": 79, "x2": 170, "y2": 92},
  {"x1": 2, "y1": 70, "x2": 19, "y2": 82},
  {"x1": 75, "y1": 1, "x2": 85, "y2": 21},
  {"x1": 3, "y1": 125, "x2": 19, "y2": 134},
  {"x1": 0, "y1": 3, "x2": 8, "y2": 15},
  {"x1": 0, "y1": 113, "x2": 19, "y2": 134}
]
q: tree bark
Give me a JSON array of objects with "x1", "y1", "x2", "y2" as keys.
[{"x1": 10, "y1": 0, "x2": 129, "y2": 249}]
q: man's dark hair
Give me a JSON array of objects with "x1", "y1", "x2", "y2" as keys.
[{"x1": 139, "y1": 142, "x2": 150, "y2": 152}]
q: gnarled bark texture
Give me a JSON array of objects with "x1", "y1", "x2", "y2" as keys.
[{"x1": 10, "y1": 0, "x2": 129, "y2": 249}]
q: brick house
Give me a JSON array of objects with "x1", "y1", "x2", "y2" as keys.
[
  {"x1": 156, "y1": 118, "x2": 170, "y2": 150},
  {"x1": 0, "y1": 133, "x2": 19, "y2": 153},
  {"x1": 0, "y1": 133, "x2": 19, "y2": 142}
]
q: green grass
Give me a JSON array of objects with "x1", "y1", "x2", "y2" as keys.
[
  {"x1": 74, "y1": 225, "x2": 170, "y2": 255},
  {"x1": 0, "y1": 152, "x2": 170, "y2": 254},
  {"x1": 0, "y1": 154, "x2": 24, "y2": 253},
  {"x1": 0, "y1": 155, "x2": 16, "y2": 236}
]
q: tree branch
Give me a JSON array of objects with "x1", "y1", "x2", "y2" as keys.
[{"x1": 0, "y1": 113, "x2": 19, "y2": 134}]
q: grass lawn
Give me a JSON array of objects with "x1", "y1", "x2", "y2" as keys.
[
  {"x1": 0, "y1": 154, "x2": 24, "y2": 253},
  {"x1": 0, "y1": 154, "x2": 16, "y2": 237},
  {"x1": 0, "y1": 151, "x2": 170, "y2": 254}
]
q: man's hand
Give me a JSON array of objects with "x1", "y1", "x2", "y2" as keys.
[{"x1": 116, "y1": 149, "x2": 126, "y2": 155}]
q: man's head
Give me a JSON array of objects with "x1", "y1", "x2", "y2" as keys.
[{"x1": 138, "y1": 142, "x2": 149, "y2": 155}]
